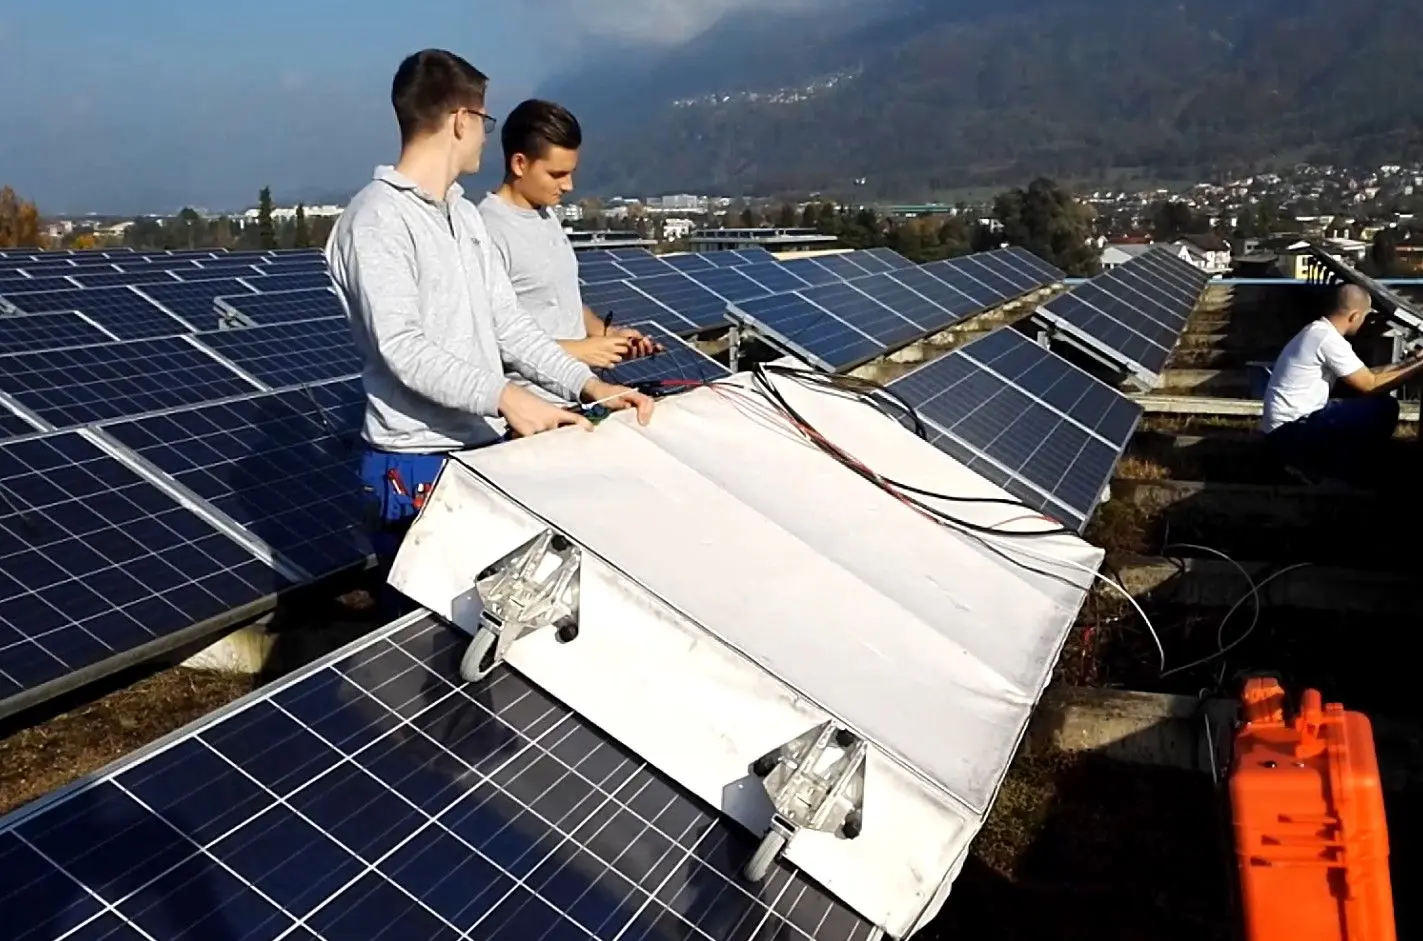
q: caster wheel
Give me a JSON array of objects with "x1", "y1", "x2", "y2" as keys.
[
  {"x1": 834, "y1": 728, "x2": 856, "y2": 748},
  {"x1": 551, "y1": 534, "x2": 570, "y2": 551},
  {"x1": 744, "y1": 830, "x2": 788, "y2": 882},
  {"x1": 840, "y1": 810, "x2": 862, "y2": 840},
  {"x1": 555, "y1": 617, "x2": 579, "y2": 644},
  {"x1": 459, "y1": 627, "x2": 499, "y2": 683}
]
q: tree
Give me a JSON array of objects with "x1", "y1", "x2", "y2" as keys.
[
  {"x1": 738, "y1": 206, "x2": 759, "y2": 228},
  {"x1": 992, "y1": 177, "x2": 1099, "y2": 277},
  {"x1": 0, "y1": 185, "x2": 42, "y2": 249},
  {"x1": 775, "y1": 204, "x2": 797, "y2": 228},
  {"x1": 257, "y1": 186, "x2": 277, "y2": 250},
  {"x1": 1368, "y1": 228, "x2": 1399, "y2": 277},
  {"x1": 71, "y1": 233, "x2": 98, "y2": 250},
  {"x1": 1151, "y1": 200, "x2": 1200, "y2": 240},
  {"x1": 800, "y1": 203, "x2": 820, "y2": 228},
  {"x1": 293, "y1": 204, "x2": 311, "y2": 248}
]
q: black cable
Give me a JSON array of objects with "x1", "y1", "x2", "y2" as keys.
[{"x1": 744, "y1": 362, "x2": 1079, "y2": 540}]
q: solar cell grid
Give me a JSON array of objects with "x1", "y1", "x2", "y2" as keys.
[
  {"x1": 239, "y1": 270, "x2": 334, "y2": 293},
  {"x1": 0, "y1": 312, "x2": 112, "y2": 354},
  {"x1": 577, "y1": 261, "x2": 631, "y2": 285},
  {"x1": 859, "y1": 248, "x2": 915, "y2": 271},
  {"x1": 197, "y1": 318, "x2": 361, "y2": 388},
  {"x1": 685, "y1": 267, "x2": 769, "y2": 304},
  {"x1": 730, "y1": 293, "x2": 883, "y2": 372},
  {"x1": 779, "y1": 256, "x2": 843, "y2": 287},
  {"x1": 736, "y1": 263, "x2": 810, "y2": 296},
  {"x1": 0, "y1": 615, "x2": 880, "y2": 941},
  {"x1": 888, "y1": 329, "x2": 1141, "y2": 531},
  {"x1": 600, "y1": 321, "x2": 730, "y2": 388},
  {"x1": 580, "y1": 281, "x2": 685, "y2": 332},
  {"x1": 920, "y1": 261, "x2": 1000, "y2": 307},
  {"x1": 839, "y1": 251, "x2": 893, "y2": 275},
  {"x1": 0, "y1": 431, "x2": 281, "y2": 710},
  {"x1": 609, "y1": 255, "x2": 674, "y2": 279},
  {"x1": 67, "y1": 269, "x2": 182, "y2": 289},
  {"x1": 104, "y1": 389, "x2": 370, "y2": 579},
  {"x1": 0, "y1": 276, "x2": 80, "y2": 295},
  {"x1": 215, "y1": 287, "x2": 343, "y2": 325},
  {"x1": 849, "y1": 273, "x2": 955, "y2": 333},
  {"x1": 953, "y1": 257, "x2": 1016, "y2": 299},
  {"x1": 810, "y1": 254, "x2": 871, "y2": 280},
  {"x1": 972, "y1": 253, "x2": 1037, "y2": 293},
  {"x1": 1, "y1": 286, "x2": 192, "y2": 338},
  {"x1": 884, "y1": 266, "x2": 981, "y2": 318},
  {"x1": 136, "y1": 278, "x2": 256, "y2": 328},
  {"x1": 0, "y1": 336, "x2": 258, "y2": 432},
  {"x1": 1004, "y1": 247, "x2": 1066, "y2": 282},
  {"x1": 302, "y1": 376, "x2": 366, "y2": 448},
  {"x1": 798, "y1": 282, "x2": 921, "y2": 356},
  {"x1": 616, "y1": 273, "x2": 718, "y2": 333},
  {"x1": 605, "y1": 247, "x2": 653, "y2": 260},
  {"x1": 662, "y1": 254, "x2": 717, "y2": 274}
]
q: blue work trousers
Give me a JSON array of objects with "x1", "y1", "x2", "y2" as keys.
[
  {"x1": 359, "y1": 447, "x2": 448, "y2": 618},
  {"x1": 1267, "y1": 396, "x2": 1399, "y2": 484}
]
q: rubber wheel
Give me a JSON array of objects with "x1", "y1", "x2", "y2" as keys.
[
  {"x1": 459, "y1": 627, "x2": 500, "y2": 683},
  {"x1": 744, "y1": 830, "x2": 788, "y2": 882}
]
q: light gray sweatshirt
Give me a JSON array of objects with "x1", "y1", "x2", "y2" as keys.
[{"x1": 326, "y1": 166, "x2": 594, "y2": 452}]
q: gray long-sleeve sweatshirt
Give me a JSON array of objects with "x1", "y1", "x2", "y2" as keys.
[{"x1": 326, "y1": 166, "x2": 595, "y2": 453}]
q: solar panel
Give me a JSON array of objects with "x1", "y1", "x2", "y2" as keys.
[
  {"x1": 736, "y1": 263, "x2": 810, "y2": 295},
  {"x1": 577, "y1": 261, "x2": 629, "y2": 285},
  {"x1": 1000, "y1": 247, "x2": 1066, "y2": 284},
  {"x1": 839, "y1": 251, "x2": 893, "y2": 275},
  {"x1": 888, "y1": 328, "x2": 1141, "y2": 530},
  {"x1": 859, "y1": 248, "x2": 916, "y2": 271},
  {"x1": 1, "y1": 286, "x2": 192, "y2": 338},
  {"x1": 241, "y1": 270, "x2": 334, "y2": 293},
  {"x1": 920, "y1": 260, "x2": 1001, "y2": 307},
  {"x1": 116, "y1": 258, "x2": 203, "y2": 272},
  {"x1": 608, "y1": 255, "x2": 674, "y2": 279},
  {"x1": 0, "y1": 613, "x2": 880, "y2": 941},
  {"x1": 810, "y1": 254, "x2": 871, "y2": 280},
  {"x1": 779, "y1": 256, "x2": 844, "y2": 287},
  {"x1": 0, "y1": 275, "x2": 79, "y2": 296},
  {"x1": 215, "y1": 287, "x2": 343, "y2": 325},
  {"x1": 136, "y1": 278, "x2": 256, "y2": 328},
  {"x1": 662, "y1": 254, "x2": 718, "y2": 274},
  {"x1": 614, "y1": 273, "x2": 722, "y2": 332},
  {"x1": 66, "y1": 268, "x2": 182, "y2": 289},
  {"x1": 0, "y1": 312, "x2": 112, "y2": 353},
  {"x1": 103, "y1": 387, "x2": 369, "y2": 580},
  {"x1": 799, "y1": 282, "x2": 921, "y2": 353},
  {"x1": 0, "y1": 431, "x2": 282, "y2": 713},
  {"x1": 607, "y1": 246, "x2": 654, "y2": 260},
  {"x1": 954, "y1": 256, "x2": 1019, "y2": 298},
  {"x1": 849, "y1": 273, "x2": 958, "y2": 333},
  {"x1": 198, "y1": 318, "x2": 361, "y2": 388},
  {"x1": 579, "y1": 281, "x2": 688, "y2": 333},
  {"x1": 885, "y1": 266, "x2": 982, "y2": 318},
  {"x1": 972, "y1": 251, "x2": 1039, "y2": 294},
  {"x1": 600, "y1": 321, "x2": 731, "y2": 388},
  {"x1": 730, "y1": 247, "x2": 775, "y2": 263},
  {"x1": 0, "y1": 337, "x2": 258, "y2": 432},
  {"x1": 685, "y1": 267, "x2": 769, "y2": 304},
  {"x1": 178, "y1": 263, "x2": 266, "y2": 279},
  {"x1": 729, "y1": 293, "x2": 884, "y2": 372},
  {"x1": 303, "y1": 375, "x2": 366, "y2": 449},
  {"x1": 1034, "y1": 247, "x2": 1205, "y2": 382}
]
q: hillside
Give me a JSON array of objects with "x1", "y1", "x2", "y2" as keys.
[{"x1": 540, "y1": 0, "x2": 1423, "y2": 198}]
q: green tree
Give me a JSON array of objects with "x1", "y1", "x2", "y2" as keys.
[
  {"x1": 257, "y1": 186, "x2": 277, "y2": 250},
  {"x1": 775, "y1": 204, "x2": 797, "y2": 228},
  {"x1": 800, "y1": 203, "x2": 820, "y2": 228},
  {"x1": 738, "y1": 206, "x2": 759, "y2": 228},
  {"x1": 992, "y1": 177, "x2": 1099, "y2": 276},
  {"x1": 1151, "y1": 200, "x2": 1200, "y2": 240},
  {"x1": 1368, "y1": 228, "x2": 1399, "y2": 277},
  {"x1": 293, "y1": 204, "x2": 311, "y2": 248}
]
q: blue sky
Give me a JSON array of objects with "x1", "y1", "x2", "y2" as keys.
[{"x1": 0, "y1": 0, "x2": 766, "y2": 215}]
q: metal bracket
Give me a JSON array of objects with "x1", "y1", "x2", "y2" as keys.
[
  {"x1": 743, "y1": 720, "x2": 867, "y2": 881},
  {"x1": 459, "y1": 529, "x2": 582, "y2": 682}
]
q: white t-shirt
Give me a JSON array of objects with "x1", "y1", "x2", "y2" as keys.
[{"x1": 1260, "y1": 319, "x2": 1366, "y2": 432}]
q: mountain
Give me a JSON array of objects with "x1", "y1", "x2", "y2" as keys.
[{"x1": 539, "y1": 0, "x2": 1423, "y2": 198}]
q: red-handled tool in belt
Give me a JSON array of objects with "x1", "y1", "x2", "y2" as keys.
[{"x1": 386, "y1": 468, "x2": 431, "y2": 511}]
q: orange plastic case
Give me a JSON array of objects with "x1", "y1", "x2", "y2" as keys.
[{"x1": 1229, "y1": 678, "x2": 1396, "y2": 941}]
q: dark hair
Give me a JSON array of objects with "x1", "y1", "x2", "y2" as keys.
[
  {"x1": 501, "y1": 99, "x2": 582, "y2": 175},
  {"x1": 391, "y1": 49, "x2": 489, "y2": 144}
]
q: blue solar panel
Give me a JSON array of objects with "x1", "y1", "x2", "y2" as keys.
[
  {"x1": 609, "y1": 255, "x2": 674, "y2": 279},
  {"x1": 1035, "y1": 246, "x2": 1207, "y2": 380},
  {"x1": 0, "y1": 311, "x2": 113, "y2": 353},
  {"x1": 116, "y1": 258, "x2": 204, "y2": 273},
  {"x1": 811, "y1": 255, "x2": 871, "y2": 280},
  {"x1": 1003, "y1": 247, "x2": 1066, "y2": 283},
  {"x1": 615, "y1": 273, "x2": 722, "y2": 332},
  {"x1": 859, "y1": 248, "x2": 916, "y2": 271},
  {"x1": 103, "y1": 388, "x2": 369, "y2": 579},
  {"x1": 259, "y1": 258, "x2": 331, "y2": 275},
  {"x1": 779, "y1": 257, "x2": 843, "y2": 287},
  {"x1": 954, "y1": 256, "x2": 1019, "y2": 299},
  {"x1": 215, "y1": 287, "x2": 343, "y2": 325},
  {"x1": 729, "y1": 293, "x2": 883, "y2": 372},
  {"x1": 737, "y1": 263, "x2": 810, "y2": 295},
  {"x1": 66, "y1": 269, "x2": 182, "y2": 289},
  {"x1": 840, "y1": 252, "x2": 893, "y2": 275},
  {"x1": 972, "y1": 252, "x2": 1038, "y2": 293},
  {"x1": 885, "y1": 266, "x2": 982, "y2": 318},
  {"x1": 730, "y1": 247, "x2": 775, "y2": 264},
  {"x1": 0, "y1": 337, "x2": 258, "y2": 432},
  {"x1": 197, "y1": 318, "x2": 360, "y2": 388},
  {"x1": 0, "y1": 613, "x2": 880, "y2": 941},
  {"x1": 685, "y1": 267, "x2": 769, "y2": 304},
  {"x1": 663, "y1": 254, "x2": 718, "y2": 274},
  {"x1": 177, "y1": 263, "x2": 266, "y2": 279},
  {"x1": 242, "y1": 270, "x2": 334, "y2": 293},
  {"x1": 921, "y1": 261, "x2": 1001, "y2": 307},
  {"x1": 136, "y1": 278, "x2": 256, "y2": 328},
  {"x1": 0, "y1": 286, "x2": 192, "y2": 338},
  {"x1": 606, "y1": 247, "x2": 654, "y2": 260},
  {"x1": 579, "y1": 281, "x2": 688, "y2": 332},
  {"x1": 849, "y1": 273, "x2": 957, "y2": 333},
  {"x1": 0, "y1": 275, "x2": 79, "y2": 296},
  {"x1": 888, "y1": 329, "x2": 1141, "y2": 531},
  {"x1": 0, "y1": 431, "x2": 282, "y2": 713},
  {"x1": 798, "y1": 282, "x2": 922, "y2": 356},
  {"x1": 577, "y1": 261, "x2": 630, "y2": 284},
  {"x1": 600, "y1": 321, "x2": 730, "y2": 388}
]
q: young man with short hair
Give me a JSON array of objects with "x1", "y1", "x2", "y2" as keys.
[
  {"x1": 326, "y1": 51, "x2": 653, "y2": 579},
  {"x1": 478, "y1": 99, "x2": 658, "y2": 398},
  {"x1": 1261, "y1": 283, "x2": 1423, "y2": 483}
]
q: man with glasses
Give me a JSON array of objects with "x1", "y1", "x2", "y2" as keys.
[
  {"x1": 1261, "y1": 283, "x2": 1423, "y2": 483},
  {"x1": 326, "y1": 49, "x2": 653, "y2": 603}
]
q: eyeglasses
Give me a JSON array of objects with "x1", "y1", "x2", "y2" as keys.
[{"x1": 457, "y1": 108, "x2": 497, "y2": 133}]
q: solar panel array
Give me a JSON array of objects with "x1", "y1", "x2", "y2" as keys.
[
  {"x1": 1032, "y1": 246, "x2": 1209, "y2": 385},
  {"x1": 0, "y1": 613, "x2": 880, "y2": 941},
  {"x1": 0, "y1": 248, "x2": 367, "y2": 717}
]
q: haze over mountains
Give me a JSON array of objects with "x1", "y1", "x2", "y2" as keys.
[{"x1": 539, "y1": 0, "x2": 1423, "y2": 199}]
